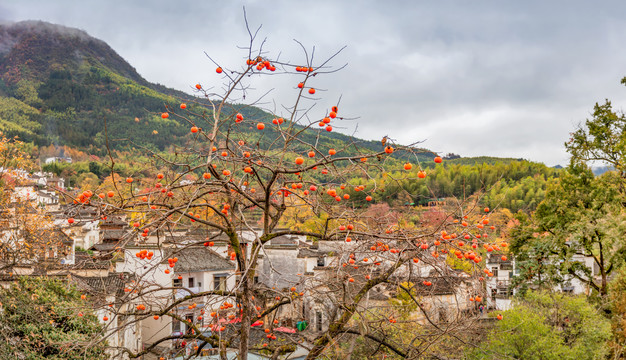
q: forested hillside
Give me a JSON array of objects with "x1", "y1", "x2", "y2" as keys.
[{"x1": 0, "y1": 20, "x2": 435, "y2": 160}]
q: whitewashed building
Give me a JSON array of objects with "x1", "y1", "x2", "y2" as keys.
[{"x1": 485, "y1": 252, "x2": 515, "y2": 311}]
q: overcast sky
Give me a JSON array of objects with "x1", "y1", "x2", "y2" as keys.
[{"x1": 3, "y1": 0, "x2": 626, "y2": 166}]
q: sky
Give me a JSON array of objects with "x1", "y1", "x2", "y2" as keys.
[{"x1": 3, "y1": 1, "x2": 626, "y2": 166}]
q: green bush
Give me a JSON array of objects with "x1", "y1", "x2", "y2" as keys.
[
  {"x1": 0, "y1": 277, "x2": 107, "y2": 359},
  {"x1": 468, "y1": 290, "x2": 611, "y2": 360}
]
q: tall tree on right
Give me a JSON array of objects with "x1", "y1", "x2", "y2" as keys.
[
  {"x1": 566, "y1": 79, "x2": 626, "y2": 178},
  {"x1": 512, "y1": 78, "x2": 626, "y2": 297},
  {"x1": 512, "y1": 164, "x2": 626, "y2": 296}
]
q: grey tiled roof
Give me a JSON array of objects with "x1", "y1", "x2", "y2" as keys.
[
  {"x1": 91, "y1": 242, "x2": 119, "y2": 252},
  {"x1": 101, "y1": 229, "x2": 128, "y2": 241},
  {"x1": 268, "y1": 235, "x2": 298, "y2": 246},
  {"x1": 297, "y1": 248, "x2": 319, "y2": 258},
  {"x1": 72, "y1": 251, "x2": 112, "y2": 269},
  {"x1": 71, "y1": 273, "x2": 134, "y2": 299},
  {"x1": 296, "y1": 248, "x2": 331, "y2": 258},
  {"x1": 173, "y1": 246, "x2": 235, "y2": 272}
]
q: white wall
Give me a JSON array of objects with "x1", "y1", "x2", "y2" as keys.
[{"x1": 116, "y1": 247, "x2": 174, "y2": 349}]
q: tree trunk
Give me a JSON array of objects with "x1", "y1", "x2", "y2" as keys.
[
  {"x1": 599, "y1": 239, "x2": 607, "y2": 296},
  {"x1": 238, "y1": 273, "x2": 251, "y2": 360},
  {"x1": 220, "y1": 340, "x2": 228, "y2": 360},
  {"x1": 345, "y1": 335, "x2": 357, "y2": 360}
]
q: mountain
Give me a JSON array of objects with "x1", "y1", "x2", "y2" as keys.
[
  {"x1": 1, "y1": 21, "x2": 147, "y2": 87},
  {"x1": 0, "y1": 21, "x2": 193, "y2": 152},
  {"x1": 0, "y1": 21, "x2": 515, "y2": 167},
  {"x1": 591, "y1": 165, "x2": 613, "y2": 176},
  {"x1": 1, "y1": 21, "x2": 437, "y2": 160}
]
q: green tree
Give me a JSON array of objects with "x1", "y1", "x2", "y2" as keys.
[
  {"x1": 510, "y1": 164, "x2": 626, "y2": 296},
  {"x1": 88, "y1": 161, "x2": 102, "y2": 177},
  {"x1": 566, "y1": 97, "x2": 626, "y2": 177},
  {"x1": 469, "y1": 291, "x2": 611, "y2": 360},
  {"x1": 0, "y1": 277, "x2": 107, "y2": 359}
]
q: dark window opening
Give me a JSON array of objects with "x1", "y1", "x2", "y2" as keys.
[
  {"x1": 316, "y1": 311, "x2": 323, "y2": 332},
  {"x1": 172, "y1": 319, "x2": 181, "y2": 333},
  {"x1": 491, "y1": 267, "x2": 499, "y2": 277},
  {"x1": 317, "y1": 257, "x2": 325, "y2": 267},
  {"x1": 214, "y1": 275, "x2": 227, "y2": 291},
  {"x1": 185, "y1": 314, "x2": 194, "y2": 334}
]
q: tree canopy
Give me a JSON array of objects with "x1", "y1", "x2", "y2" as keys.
[
  {"x1": 0, "y1": 277, "x2": 107, "y2": 360},
  {"x1": 469, "y1": 290, "x2": 611, "y2": 360},
  {"x1": 510, "y1": 164, "x2": 626, "y2": 296}
]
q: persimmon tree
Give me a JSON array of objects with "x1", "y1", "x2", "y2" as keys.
[{"x1": 77, "y1": 20, "x2": 505, "y2": 360}]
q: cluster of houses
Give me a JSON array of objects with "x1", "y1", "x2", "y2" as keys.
[
  {"x1": 0, "y1": 171, "x2": 604, "y2": 359},
  {"x1": 483, "y1": 247, "x2": 600, "y2": 311}
]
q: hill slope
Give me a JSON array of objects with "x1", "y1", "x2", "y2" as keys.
[
  {"x1": 0, "y1": 21, "x2": 193, "y2": 151},
  {"x1": 0, "y1": 20, "x2": 514, "y2": 166}
]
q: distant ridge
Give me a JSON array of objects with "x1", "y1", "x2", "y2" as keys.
[
  {"x1": 0, "y1": 20, "x2": 524, "y2": 167},
  {"x1": 0, "y1": 20, "x2": 148, "y2": 86}
]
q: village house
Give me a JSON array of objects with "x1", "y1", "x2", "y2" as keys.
[
  {"x1": 484, "y1": 252, "x2": 515, "y2": 310},
  {"x1": 170, "y1": 246, "x2": 237, "y2": 336}
]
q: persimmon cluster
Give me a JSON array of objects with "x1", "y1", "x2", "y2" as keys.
[{"x1": 135, "y1": 249, "x2": 154, "y2": 260}]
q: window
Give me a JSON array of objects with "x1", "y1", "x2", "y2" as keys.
[
  {"x1": 198, "y1": 282, "x2": 202, "y2": 288},
  {"x1": 172, "y1": 319, "x2": 181, "y2": 333},
  {"x1": 562, "y1": 282, "x2": 574, "y2": 293},
  {"x1": 188, "y1": 277, "x2": 195, "y2": 288},
  {"x1": 214, "y1": 274, "x2": 227, "y2": 291},
  {"x1": 185, "y1": 314, "x2": 194, "y2": 334},
  {"x1": 491, "y1": 288, "x2": 497, "y2": 299},
  {"x1": 491, "y1": 267, "x2": 499, "y2": 277},
  {"x1": 317, "y1": 257, "x2": 325, "y2": 267},
  {"x1": 316, "y1": 311, "x2": 323, "y2": 332},
  {"x1": 173, "y1": 278, "x2": 182, "y2": 287}
]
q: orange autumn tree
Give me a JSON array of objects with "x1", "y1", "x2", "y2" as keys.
[
  {"x1": 83, "y1": 22, "x2": 504, "y2": 360},
  {"x1": 0, "y1": 133, "x2": 69, "y2": 273}
]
